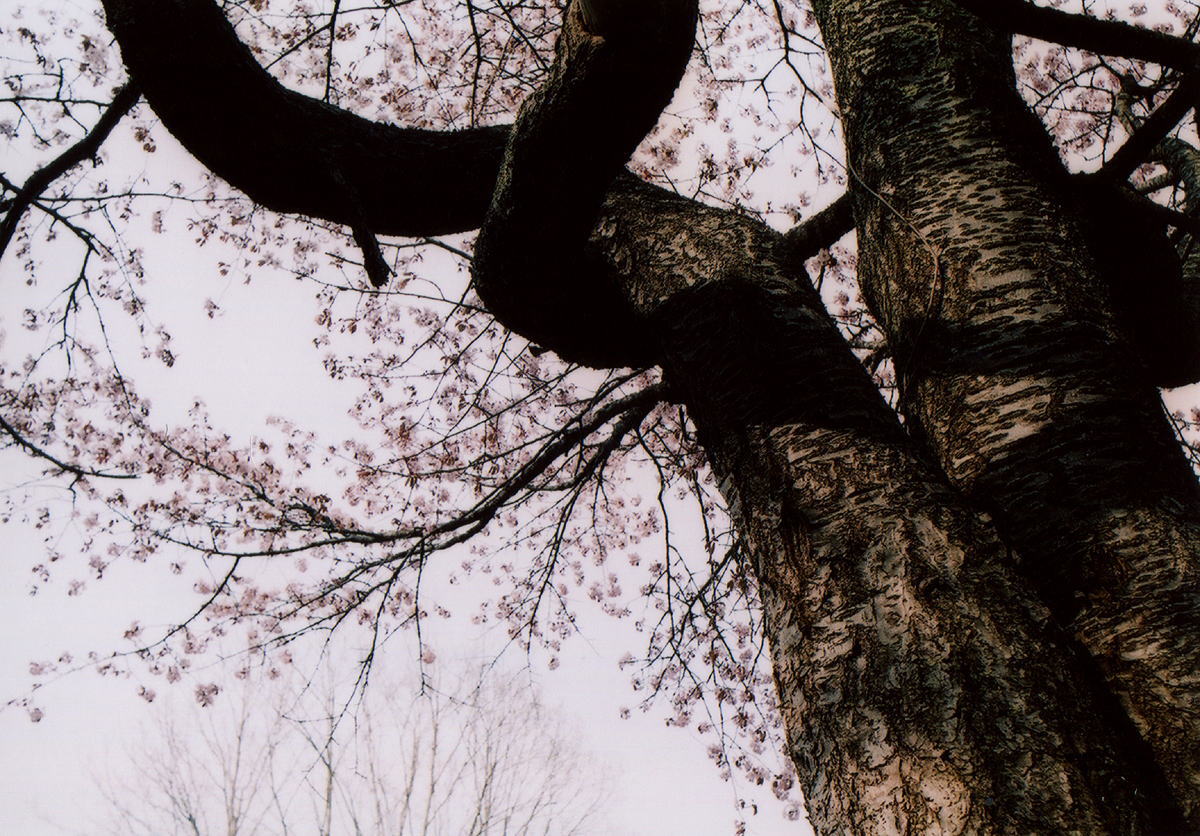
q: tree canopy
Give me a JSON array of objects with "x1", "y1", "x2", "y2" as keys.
[{"x1": 5, "y1": 0, "x2": 1200, "y2": 831}]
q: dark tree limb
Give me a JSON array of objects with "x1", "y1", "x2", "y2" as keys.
[
  {"x1": 1071, "y1": 175, "x2": 1200, "y2": 387},
  {"x1": 1093, "y1": 81, "x2": 1200, "y2": 388},
  {"x1": 1154, "y1": 136, "x2": 1200, "y2": 387},
  {"x1": 100, "y1": 0, "x2": 508, "y2": 237},
  {"x1": 97, "y1": 0, "x2": 857, "y2": 361},
  {"x1": 1100, "y1": 71, "x2": 1200, "y2": 184},
  {"x1": 471, "y1": 0, "x2": 698, "y2": 367},
  {"x1": 351, "y1": 223, "x2": 391, "y2": 288},
  {"x1": 0, "y1": 83, "x2": 139, "y2": 261},
  {"x1": 779, "y1": 190, "x2": 855, "y2": 266},
  {"x1": 1137, "y1": 192, "x2": 1200, "y2": 238},
  {"x1": 954, "y1": 0, "x2": 1200, "y2": 70}
]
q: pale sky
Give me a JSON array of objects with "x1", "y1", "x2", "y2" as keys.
[
  {"x1": 0, "y1": 236, "x2": 806, "y2": 833},
  {"x1": 0, "y1": 190, "x2": 807, "y2": 832}
]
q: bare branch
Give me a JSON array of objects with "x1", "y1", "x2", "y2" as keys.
[
  {"x1": 955, "y1": 0, "x2": 1200, "y2": 70},
  {"x1": 0, "y1": 83, "x2": 139, "y2": 260},
  {"x1": 100, "y1": 0, "x2": 507, "y2": 236}
]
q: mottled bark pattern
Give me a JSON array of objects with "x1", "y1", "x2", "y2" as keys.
[
  {"x1": 720, "y1": 429, "x2": 1158, "y2": 833},
  {"x1": 811, "y1": 0, "x2": 1200, "y2": 821},
  {"x1": 589, "y1": 184, "x2": 1174, "y2": 833}
]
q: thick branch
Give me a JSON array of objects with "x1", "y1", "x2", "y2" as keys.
[
  {"x1": 1101, "y1": 71, "x2": 1200, "y2": 183},
  {"x1": 0, "y1": 83, "x2": 139, "y2": 261},
  {"x1": 99, "y1": 0, "x2": 857, "y2": 369},
  {"x1": 99, "y1": 0, "x2": 861, "y2": 368},
  {"x1": 955, "y1": 0, "x2": 1200, "y2": 70},
  {"x1": 471, "y1": 0, "x2": 698, "y2": 367},
  {"x1": 1156, "y1": 136, "x2": 1200, "y2": 384},
  {"x1": 1069, "y1": 176, "x2": 1200, "y2": 388},
  {"x1": 1098, "y1": 88, "x2": 1200, "y2": 386},
  {"x1": 100, "y1": 0, "x2": 507, "y2": 237}
]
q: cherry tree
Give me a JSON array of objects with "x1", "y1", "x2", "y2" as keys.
[{"x1": 4, "y1": 0, "x2": 1200, "y2": 831}]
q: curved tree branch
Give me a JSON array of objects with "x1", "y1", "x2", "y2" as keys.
[
  {"x1": 100, "y1": 0, "x2": 507, "y2": 238},
  {"x1": 471, "y1": 0, "x2": 698, "y2": 367},
  {"x1": 98, "y1": 0, "x2": 865, "y2": 369}
]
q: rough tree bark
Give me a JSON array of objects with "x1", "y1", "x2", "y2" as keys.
[
  {"x1": 810, "y1": 0, "x2": 1200, "y2": 821},
  {"x1": 94, "y1": 0, "x2": 1200, "y2": 831}
]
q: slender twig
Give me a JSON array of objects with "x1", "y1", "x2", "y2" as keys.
[
  {"x1": 0, "y1": 83, "x2": 139, "y2": 260},
  {"x1": 322, "y1": 0, "x2": 342, "y2": 103}
]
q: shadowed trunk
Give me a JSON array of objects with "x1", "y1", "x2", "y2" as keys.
[{"x1": 593, "y1": 179, "x2": 1179, "y2": 831}]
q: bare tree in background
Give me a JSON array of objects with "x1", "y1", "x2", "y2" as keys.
[{"x1": 94, "y1": 668, "x2": 604, "y2": 836}]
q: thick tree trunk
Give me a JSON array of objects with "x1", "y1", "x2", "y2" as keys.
[
  {"x1": 712, "y1": 423, "x2": 1163, "y2": 833},
  {"x1": 811, "y1": 0, "x2": 1200, "y2": 821}
]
